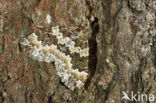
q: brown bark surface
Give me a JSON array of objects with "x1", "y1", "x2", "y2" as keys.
[{"x1": 0, "y1": 0, "x2": 155, "y2": 103}]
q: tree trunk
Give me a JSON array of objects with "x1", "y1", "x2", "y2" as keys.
[{"x1": 0, "y1": 0, "x2": 155, "y2": 103}]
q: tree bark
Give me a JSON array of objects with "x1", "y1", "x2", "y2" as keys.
[{"x1": 0, "y1": 0, "x2": 155, "y2": 103}]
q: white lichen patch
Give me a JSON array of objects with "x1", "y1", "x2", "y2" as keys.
[
  {"x1": 22, "y1": 31, "x2": 88, "y2": 90},
  {"x1": 46, "y1": 14, "x2": 51, "y2": 24}
]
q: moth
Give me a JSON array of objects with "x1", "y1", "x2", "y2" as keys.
[{"x1": 21, "y1": 26, "x2": 89, "y2": 90}]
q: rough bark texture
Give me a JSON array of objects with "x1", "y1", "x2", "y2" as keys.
[{"x1": 0, "y1": 0, "x2": 155, "y2": 103}]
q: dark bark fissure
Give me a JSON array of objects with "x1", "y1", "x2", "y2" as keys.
[
  {"x1": 36, "y1": 0, "x2": 41, "y2": 8},
  {"x1": 152, "y1": 36, "x2": 156, "y2": 67},
  {"x1": 48, "y1": 96, "x2": 52, "y2": 103},
  {"x1": 89, "y1": 17, "x2": 99, "y2": 77},
  {"x1": 83, "y1": 0, "x2": 98, "y2": 89},
  {"x1": 0, "y1": 92, "x2": 5, "y2": 103},
  {"x1": 24, "y1": 89, "x2": 28, "y2": 103},
  {"x1": 1, "y1": 35, "x2": 5, "y2": 54},
  {"x1": 85, "y1": 17, "x2": 98, "y2": 89}
]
